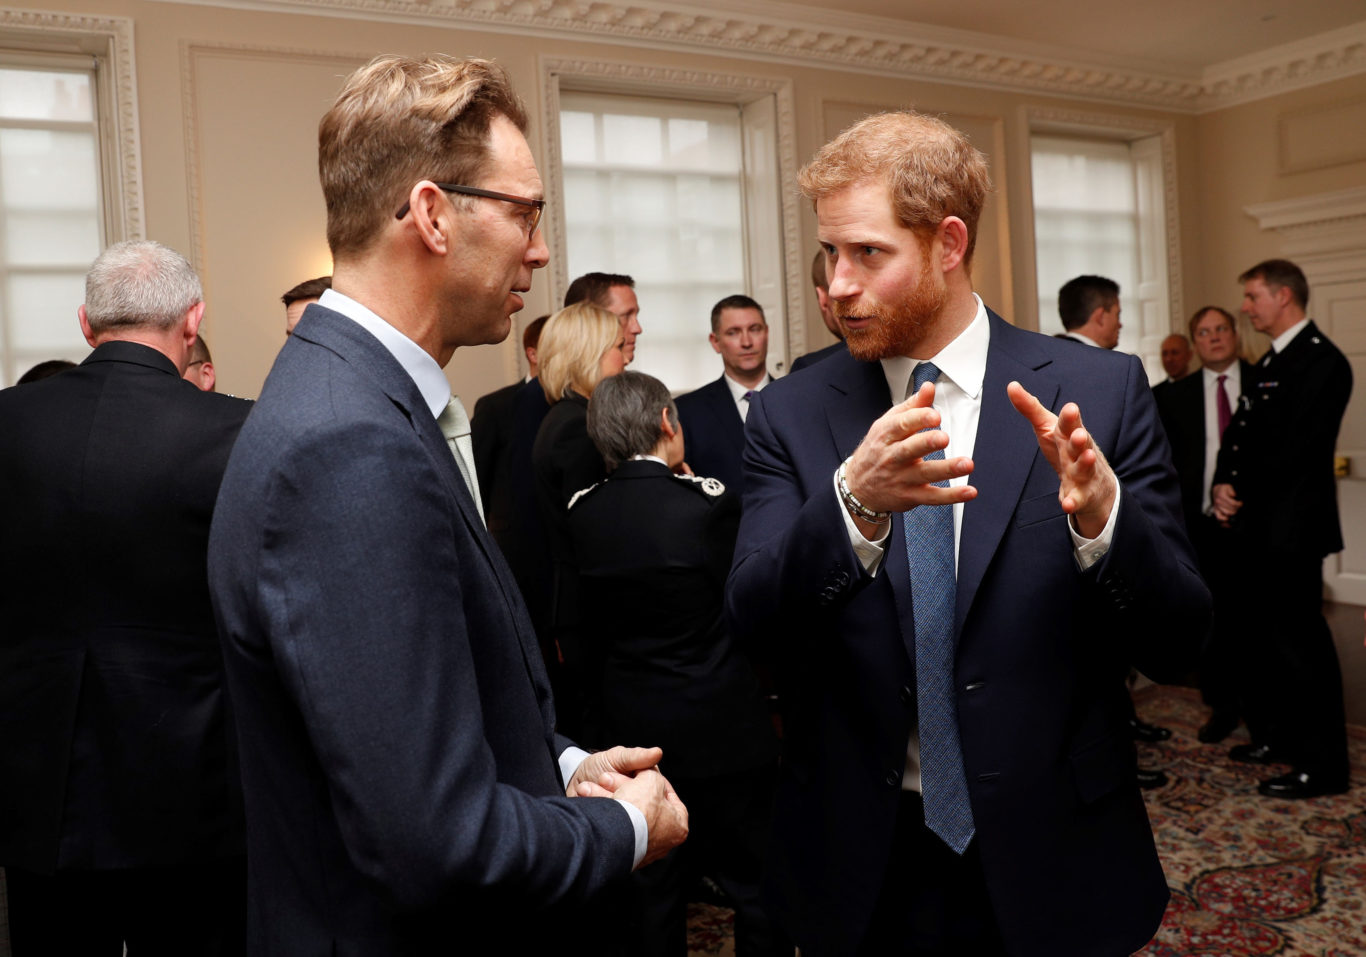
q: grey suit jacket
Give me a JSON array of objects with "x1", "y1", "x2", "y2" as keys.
[{"x1": 208, "y1": 304, "x2": 635, "y2": 955}]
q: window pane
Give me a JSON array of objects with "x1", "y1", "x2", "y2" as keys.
[
  {"x1": 0, "y1": 68, "x2": 93, "y2": 122},
  {"x1": 8, "y1": 271, "x2": 88, "y2": 352},
  {"x1": 561, "y1": 93, "x2": 747, "y2": 393},
  {"x1": 1, "y1": 129, "x2": 101, "y2": 211},
  {"x1": 6, "y1": 210, "x2": 101, "y2": 267}
]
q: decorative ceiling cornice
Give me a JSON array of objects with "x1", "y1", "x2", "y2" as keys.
[{"x1": 156, "y1": 0, "x2": 1366, "y2": 114}]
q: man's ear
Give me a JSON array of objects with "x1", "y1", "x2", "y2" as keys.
[
  {"x1": 201, "y1": 361, "x2": 217, "y2": 392},
  {"x1": 183, "y1": 301, "x2": 206, "y2": 355},
  {"x1": 708, "y1": 332, "x2": 722, "y2": 355},
  {"x1": 660, "y1": 407, "x2": 678, "y2": 440},
  {"x1": 936, "y1": 216, "x2": 970, "y2": 274},
  {"x1": 405, "y1": 181, "x2": 452, "y2": 255},
  {"x1": 78, "y1": 305, "x2": 98, "y2": 347}
]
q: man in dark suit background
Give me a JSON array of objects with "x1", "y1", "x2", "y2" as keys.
[
  {"x1": 207, "y1": 55, "x2": 686, "y2": 955},
  {"x1": 1155, "y1": 306, "x2": 1255, "y2": 745},
  {"x1": 569, "y1": 371, "x2": 783, "y2": 956},
  {"x1": 675, "y1": 294, "x2": 772, "y2": 494},
  {"x1": 0, "y1": 240, "x2": 251, "y2": 955},
  {"x1": 1212, "y1": 258, "x2": 1352, "y2": 798},
  {"x1": 727, "y1": 111, "x2": 1208, "y2": 956},
  {"x1": 1151, "y1": 332, "x2": 1193, "y2": 402},
  {"x1": 791, "y1": 249, "x2": 845, "y2": 371},
  {"x1": 473, "y1": 313, "x2": 547, "y2": 541}
]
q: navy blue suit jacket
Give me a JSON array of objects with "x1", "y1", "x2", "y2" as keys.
[
  {"x1": 676, "y1": 374, "x2": 745, "y2": 494},
  {"x1": 789, "y1": 340, "x2": 844, "y2": 372},
  {"x1": 726, "y1": 311, "x2": 1208, "y2": 955},
  {"x1": 208, "y1": 306, "x2": 634, "y2": 955}
]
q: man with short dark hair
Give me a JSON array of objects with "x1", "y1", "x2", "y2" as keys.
[
  {"x1": 728, "y1": 110, "x2": 1207, "y2": 954},
  {"x1": 675, "y1": 294, "x2": 771, "y2": 494},
  {"x1": 791, "y1": 249, "x2": 845, "y2": 371},
  {"x1": 208, "y1": 55, "x2": 686, "y2": 954},
  {"x1": 1058, "y1": 274, "x2": 1122, "y2": 349},
  {"x1": 183, "y1": 333, "x2": 216, "y2": 391},
  {"x1": 1212, "y1": 258, "x2": 1352, "y2": 798},
  {"x1": 565, "y1": 271, "x2": 641, "y2": 363},
  {"x1": 280, "y1": 275, "x2": 331, "y2": 335},
  {"x1": 569, "y1": 370, "x2": 782, "y2": 956},
  {"x1": 1156, "y1": 306, "x2": 1255, "y2": 745},
  {"x1": 0, "y1": 240, "x2": 252, "y2": 954}
]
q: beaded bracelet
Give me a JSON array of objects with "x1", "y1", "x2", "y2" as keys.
[{"x1": 837, "y1": 457, "x2": 890, "y2": 524}]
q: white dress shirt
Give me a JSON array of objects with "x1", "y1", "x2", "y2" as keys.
[
  {"x1": 834, "y1": 294, "x2": 1120, "y2": 790},
  {"x1": 1270, "y1": 317, "x2": 1310, "y2": 355},
  {"x1": 724, "y1": 372, "x2": 772, "y2": 423},
  {"x1": 317, "y1": 289, "x2": 648, "y2": 867},
  {"x1": 1201, "y1": 364, "x2": 1241, "y2": 515}
]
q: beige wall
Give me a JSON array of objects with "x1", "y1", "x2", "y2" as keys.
[
  {"x1": 22, "y1": 0, "x2": 1365, "y2": 397},
  {"x1": 1193, "y1": 72, "x2": 1366, "y2": 356}
]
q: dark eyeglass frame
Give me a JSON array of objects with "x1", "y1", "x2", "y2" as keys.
[{"x1": 395, "y1": 183, "x2": 544, "y2": 235}]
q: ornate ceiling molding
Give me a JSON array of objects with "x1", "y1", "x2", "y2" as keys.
[{"x1": 155, "y1": 0, "x2": 1366, "y2": 113}]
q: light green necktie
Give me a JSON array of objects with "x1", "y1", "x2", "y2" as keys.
[{"x1": 437, "y1": 395, "x2": 484, "y2": 523}]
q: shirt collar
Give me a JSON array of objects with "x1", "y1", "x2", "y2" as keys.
[
  {"x1": 1270, "y1": 317, "x2": 1310, "y2": 354},
  {"x1": 724, "y1": 372, "x2": 771, "y2": 404},
  {"x1": 318, "y1": 288, "x2": 451, "y2": 418},
  {"x1": 1202, "y1": 364, "x2": 1239, "y2": 388},
  {"x1": 879, "y1": 294, "x2": 989, "y2": 403},
  {"x1": 1066, "y1": 331, "x2": 1103, "y2": 349}
]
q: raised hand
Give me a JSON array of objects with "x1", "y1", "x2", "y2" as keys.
[{"x1": 1006, "y1": 381, "x2": 1117, "y2": 539}]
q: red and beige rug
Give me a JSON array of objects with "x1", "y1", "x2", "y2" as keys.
[{"x1": 687, "y1": 684, "x2": 1366, "y2": 957}]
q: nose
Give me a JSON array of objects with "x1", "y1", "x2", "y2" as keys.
[
  {"x1": 526, "y1": 227, "x2": 549, "y2": 269},
  {"x1": 827, "y1": 258, "x2": 857, "y2": 301}
]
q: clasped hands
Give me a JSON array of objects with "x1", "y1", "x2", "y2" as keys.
[
  {"x1": 566, "y1": 746, "x2": 688, "y2": 867},
  {"x1": 842, "y1": 380, "x2": 1117, "y2": 539}
]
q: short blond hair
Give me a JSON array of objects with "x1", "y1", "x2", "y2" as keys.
[
  {"x1": 798, "y1": 111, "x2": 992, "y2": 265},
  {"x1": 538, "y1": 303, "x2": 621, "y2": 402},
  {"x1": 318, "y1": 54, "x2": 527, "y2": 258}
]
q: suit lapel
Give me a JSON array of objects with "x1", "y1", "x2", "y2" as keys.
[
  {"x1": 955, "y1": 316, "x2": 1056, "y2": 635},
  {"x1": 298, "y1": 310, "x2": 555, "y2": 723}
]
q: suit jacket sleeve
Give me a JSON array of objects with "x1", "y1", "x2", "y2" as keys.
[{"x1": 248, "y1": 414, "x2": 633, "y2": 913}]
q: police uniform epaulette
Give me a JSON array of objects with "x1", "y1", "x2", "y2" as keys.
[
  {"x1": 567, "y1": 482, "x2": 601, "y2": 510},
  {"x1": 674, "y1": 473, "x2": 726, "y2": 497}
]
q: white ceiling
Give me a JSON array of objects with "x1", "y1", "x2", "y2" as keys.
[{"x1": 699, "y1": 0, "x2": 1366, "y2": 75}]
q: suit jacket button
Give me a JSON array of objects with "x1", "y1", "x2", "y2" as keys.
[
  {"x1": 964, "y1": 681, "x2": 985, "y2": 692},
  {"x1": 885, "y1": 770, "x2": 900, "y2": 787},
  {"x1": 899, "y1": 685, "x2": 914, "y2": 705}
]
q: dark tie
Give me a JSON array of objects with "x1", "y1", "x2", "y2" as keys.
[
  {"x1": 1216, "y1": 374, "x2": 1231, "y2": 443},
  {"x1": 902, "y1": 361, "x2": 975, "y2": 854}
]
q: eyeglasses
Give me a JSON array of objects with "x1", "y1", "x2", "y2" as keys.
[{"x1": 395, "y1": 183, "x2": 544, "y2": 236}]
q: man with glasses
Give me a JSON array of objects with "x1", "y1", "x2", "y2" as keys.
[
  {"x1": 208, "y1": 55, "x2": 687, "y2": 955},
  {"x1": 1156, "y1": 307, "x2": 1254, "y2": 745}
]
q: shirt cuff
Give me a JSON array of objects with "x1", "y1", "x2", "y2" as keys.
[
  {"x1": 560, "y1": 746, "x2": 648, "y2": 870},
  {"x1": 615, "y1": 799, "x2": 649, "y2": 870},
  {"x1": 834, "y1": 468, "x2": 890, "y2": 576},
  {"x1": 1069, "y1": 485, "x2": 1121, "y2": 571},
  {"x1": 558, "y1": 746, "x2": 590, "y2": 788}
]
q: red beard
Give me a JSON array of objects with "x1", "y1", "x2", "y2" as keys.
[{"x1": 836, "y1": 263, "x2": 947, "y2": 362}]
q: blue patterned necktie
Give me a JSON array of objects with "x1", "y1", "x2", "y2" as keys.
[{"x1": 902, "y1": 361, "x2": 975, "y2": 854}]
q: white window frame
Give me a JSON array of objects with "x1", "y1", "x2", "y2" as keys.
[
  {"x1": 0, "y1": 11, "x2": 143, "y2": 385},
  {"x1": 539, "y1": 56, "x2": 802, "y2": 386},
  {"x1": 1020, "y1": 107, "x2": 1182, "y2": 383}
]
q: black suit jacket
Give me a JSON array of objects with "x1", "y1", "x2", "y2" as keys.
[
  {"x1": 676, "y1": 375, "x2": 745, "y2": 493},
  {"x1": 789, "y1": 340, "x2": 845, "y2": 372},
  {"x1": 499, "y1": 378, "x2": 554, "y2": 636},
  {"x1": 208, "y1": 307, "x2": 633, "y2": 954},
  {"x1": 1155, "y1": 361, "x2": 1254, "y2": 532},
  {"x1": 0, "y1": 341, "x2": 251, "y2": 873},
  {"x1": 565, "y1": 460, "x2": 775, "y2": 777},
  {"x1": 471, "y1": 378, "x2": 522, "y2": 536},
  {"x1": 1214, "y1": 321, "x2": 1352, "y2": 558},
  {"x1": 727, "y1": 311, "x2": 1208, "y2": 955}
]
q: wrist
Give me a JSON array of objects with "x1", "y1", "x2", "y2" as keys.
[{"x1": 838, "y1": 457, "x2": 890, "y2": 526}]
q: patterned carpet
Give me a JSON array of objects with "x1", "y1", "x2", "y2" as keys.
[{"x1": 686, "y1": 684, "x2": 1366, "y2": 956}]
